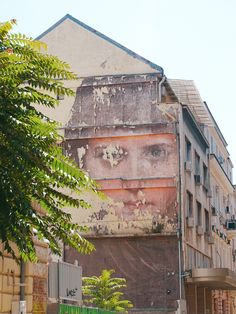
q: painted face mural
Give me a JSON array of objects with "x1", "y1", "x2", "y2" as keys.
[{"x1": 65, "y1": 135, "x2": 178, "y2": 235}]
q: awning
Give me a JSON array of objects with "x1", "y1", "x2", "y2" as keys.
[{"x1": 186, "y1": 268, "x2": 236, "y2": 290}]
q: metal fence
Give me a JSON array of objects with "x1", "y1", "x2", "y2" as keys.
[{"x1": 59, "y1": 304, "x2": 115, "y2": 314}]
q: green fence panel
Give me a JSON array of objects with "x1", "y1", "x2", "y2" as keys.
[{"x1": 59, "y1": 304, "x2": 115, "y2": 314}]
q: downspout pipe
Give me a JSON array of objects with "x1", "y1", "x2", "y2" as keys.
[
  {"x1": 176, "y1": 122, "x2": 183, "y2": 301},
  {"x1": 158, "y1": 75, "x2": 166, "y2": 103},
  {"x1": 20, "y1": 260, "x2": 25, "y2": 302},
  {"x1": 176, "y1": 104, "x2": 188, "y2": 305}
]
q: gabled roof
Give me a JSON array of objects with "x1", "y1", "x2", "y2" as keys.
[{"x1": 36, "y1": 14, "x2": 163, "y2": 75}]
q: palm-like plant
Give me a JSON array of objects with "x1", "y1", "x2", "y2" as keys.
[{"x1": 83, "y1": 269, "x2": 133, "y2": 313}]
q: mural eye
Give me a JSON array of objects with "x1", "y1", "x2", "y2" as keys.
[
  {"x1": 142, "y1": 144, "x2": 168, "y2": 160},
  {"x1": 150, "y1": 148, "x2": 161, "y2": 157}
]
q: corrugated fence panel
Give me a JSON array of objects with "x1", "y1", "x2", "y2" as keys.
[
  {"x1": 48, "y1": 261, "x2": 59, "y2": 298},
  {"x1": 59, "y1": 261, "x2": 82, "y2": 302},
  {"x1": 48, "y1": 261, "x2": 82, "y2": 302}
]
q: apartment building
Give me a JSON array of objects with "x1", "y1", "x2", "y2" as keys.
[
  {"x1": 170, "y1": 79, "x2": 236, "y2": 313},
  {"x1": 37, "y1": 15, "x2": 236, "y2": 314}
]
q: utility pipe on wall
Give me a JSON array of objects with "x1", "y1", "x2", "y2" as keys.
[
  {"x1": 19, "y1": 260, "x2": 26, "y2": 314},
  {"x1": 176, "y1": 105, "x2": 187, "y2": 304},
  {"x1": 176, "y1": 122, "x2": 183, "y2": 301},
  {"x1": 20, "y1": 260, "x2": 25, "y2": 301}
]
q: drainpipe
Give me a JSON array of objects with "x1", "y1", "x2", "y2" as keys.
[
  {"x1": 176, "y1": 122, "x2": 183, "y2": 301},
  {"x1": 20, "y1": 260, "x2": 25, "y2": 301},
  {"x1": 158, "y1": 75, "x2": 166, "y2": 103},
  {"x1": 20, "y1": 260, "x2": 26, "y2": 314},
  {"x1": 176, "y1": 105, "x2": 186, "y2": 303}
]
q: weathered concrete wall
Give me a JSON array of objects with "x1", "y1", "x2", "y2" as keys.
[
  {"x1": 0, "y1": 241, "x2": 48, "y2": 314},
  {"x1": 65, "y1": 134, "x2": 178, "y2": 235},
  {"x1": 67, "y1": 184, "x2": 177, "y2": 236},
  {"x1": 66, "y1": 135, "x2": 177, "y2": 179},
  {"x1": 66, "y1": 74, "x2": 177, "y2": 129},
  {"x1": 36, "y1": 74, "x2": 177, "y2": 129},
  {"x1": 56, "y1": 74, "x2": 181, "y2": 310},
  {"x1": 65, "y1": 236, "x2": 179, "y2": 311},
  {"x1": 62, "y1": 74, "x2": 179, "y2": 236}
]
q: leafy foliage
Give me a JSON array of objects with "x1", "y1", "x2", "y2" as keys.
[
  {"x1": 0, "y1": 19, "x2": 98, "y2": 261},
  {"x1": 83, "y1": 269, "x2": 133, "y2": 313}
]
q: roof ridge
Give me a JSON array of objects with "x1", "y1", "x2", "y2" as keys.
[{"x1": 36, "y1": 14, "x2": 163, "y2": 75}]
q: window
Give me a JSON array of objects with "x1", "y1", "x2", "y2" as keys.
[
  {"x1": 210, "y1": 136, "x2": 214, "y2": 153},
  {"x1": 204, "y1": 127, "x2": 209, "y2": 142},
  {"x1": 187, "y1": 246, "x2": 196, "y2": 269},
  {"x1": 195, "y1": 152, "x2": 200, "y2": 174},
  {"x1": 186, "y1": 191, "x2": 193, "y2": 217},
  {"x1": 205, "y1": 209, "x2": 209, "y2": 232},
  {"x1": 215, "y1": 186, "x2": 220, "y2": 210},
  {"x1": 215, "y1": 145, "x2": 219, "y2": 158},
  {"x1": 196, "y1": 201, "x2": 202, "y2": 226},
  {"x1": 203, "y1": 163, "x2": 208, "y2": 188},
  {"x1": 185, "y1": 137, "x2": 191, "y2": 161}
]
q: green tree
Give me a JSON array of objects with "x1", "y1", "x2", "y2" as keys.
[
  {"x1": 83, "y1": 269, "x2": 133, "y2": 313},
  {"x1": 0, "y1": 19, "x2": 98, "y2": 261}
]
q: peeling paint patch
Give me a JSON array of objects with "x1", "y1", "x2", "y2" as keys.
[
  {"x1": 138, "y1": 86, "x2": 142, "y2": 91},
  {"x1": 77, "y1": 146, "x2": 87, "y2": 168},
  {"x1": 152, "y1": 215, "x2": 176, "y2": 233},
  {"x1": 113, "y1": 118, "x2": 123, "y2": 124},
  {"x1": 90, "y1": 208, "x2": 108, "y2": 221},
  {"x1": 67, "y1": 187, "x2": 178, "y2": 236},
  {"x1": 80, "y1": 121, "x2": 88, "y2": 126},
  {"x1": 111, "y1": 88, "x2": 117, "y2": 95},
  {"x1": 93, "y1": 86, "x2": 110, "y2": 105},
  {"x1": 102, "y1": 144, "x2": 126, "y2": 167}
]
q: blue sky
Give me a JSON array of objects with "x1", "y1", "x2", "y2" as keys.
[{"x1": 2, "y1": 0, "x2": 236, "y2": 173}]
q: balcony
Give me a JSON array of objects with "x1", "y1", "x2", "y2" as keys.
[
  {"x1": 186, "y1": 268, "x2": 236, "y2": 289},
  {"x1": 226, "y1": 220, "x2": 236, "y2": 239}
]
